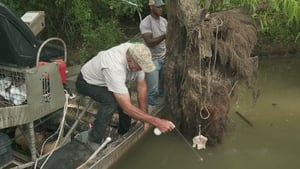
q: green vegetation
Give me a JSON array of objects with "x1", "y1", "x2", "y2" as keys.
[
  {"x1": 1, "y1": 0, "x2": 299, "y2": 63},
  {"x1": 205, "y1": 0, "x2": 300, "y2": 49},
  {"x1": 0, "y1": 0, "x2": 147, "y2": 64}
]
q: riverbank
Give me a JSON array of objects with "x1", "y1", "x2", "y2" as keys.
[
  {"x1": 66, "y1": 24, "x2": 299, "y2": 66},
  {"x1": 253, "y1": 33, "x2": 300, "y2": 59},
  {"x1": 119, "y1": 25, "x2": 300, "y2": 59}
]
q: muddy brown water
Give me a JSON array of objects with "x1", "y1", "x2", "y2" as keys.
[{"x1": 109, "y1": 57, "x2": 300, "y2": 169}]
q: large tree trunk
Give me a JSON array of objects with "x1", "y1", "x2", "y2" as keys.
[{"x1": 165, "y1": 0, "x2": 258, "y2": 146}]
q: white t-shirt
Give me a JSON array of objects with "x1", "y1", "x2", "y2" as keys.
[
  {"x1": 139, "y1": 15, "x2": 167, "y2": 60},
  {"x1": 81, "y1": 42, "x2": 145, "y2": 94}
]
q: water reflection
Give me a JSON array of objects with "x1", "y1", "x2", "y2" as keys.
[{"x1": 110, "y1": 57, "x2": 300, "y2": 169}]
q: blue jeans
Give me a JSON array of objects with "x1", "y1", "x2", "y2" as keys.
[
  {"x1": 76, "y1": 73, "x2": 131, "y2": 143},
  {"x1": 147, "y1": 59, "x2": 164, "y2": 105}
]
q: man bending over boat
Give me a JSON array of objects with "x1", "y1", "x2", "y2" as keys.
[{"x1": 76, "y1": 43, "x2": 175, "y2": 144}]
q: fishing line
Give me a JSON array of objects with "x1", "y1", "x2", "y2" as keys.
[{"x1": 173, "y1": 127, "x2": 204, "y2": 162}]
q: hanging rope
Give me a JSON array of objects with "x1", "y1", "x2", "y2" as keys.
[{"x1": 200, "y1": 106, "x2": 210, "y2": 120}]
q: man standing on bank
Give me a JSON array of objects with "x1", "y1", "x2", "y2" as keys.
[
  {"x1": 76, "y1": 43, "x2": 175, "y2": 144},
  {"x1": 140, "y1": 0, "x2": 167, "y2": 108}
]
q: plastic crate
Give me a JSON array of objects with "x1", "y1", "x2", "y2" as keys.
[{"x1": 0, "y1": 37, "x2": 67, "y2": 129}]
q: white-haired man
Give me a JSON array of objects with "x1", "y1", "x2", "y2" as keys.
[{"x1": 76, "y1": 43, "x2": 174, "y2": 144}]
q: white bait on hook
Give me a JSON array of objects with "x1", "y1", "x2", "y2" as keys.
[
  {"x1": 192, "y1": 124, "x2": 208, "y2": 150},
  {"x1": 192, "y1": 134, "x2": 208, "y2": 150}
]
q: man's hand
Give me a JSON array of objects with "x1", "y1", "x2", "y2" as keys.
[{"x1": 155, "y1": 119, "x2": 175, "y2": 134}]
